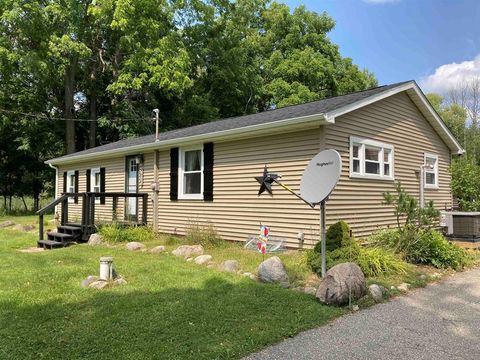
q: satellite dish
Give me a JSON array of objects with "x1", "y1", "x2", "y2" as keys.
[{"x1": 300, "y1": 149, "x2": 342, "y2": 205}]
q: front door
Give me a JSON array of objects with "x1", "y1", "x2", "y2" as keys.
[{"x1": 125, "y1": 156, "x2": 138, "y2": 221}]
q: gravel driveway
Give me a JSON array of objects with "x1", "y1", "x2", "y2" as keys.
[{"x1": 244, "y1": 268, "x2": 480, "y2": 360}]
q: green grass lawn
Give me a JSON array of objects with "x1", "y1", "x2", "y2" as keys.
[{"x1": 0, "y1": 216, "x2": 344, "y2": 360}]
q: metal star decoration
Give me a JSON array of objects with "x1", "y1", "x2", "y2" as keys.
[{"x1": 254, "y1": 164, "x2": 279, "y2": 195}]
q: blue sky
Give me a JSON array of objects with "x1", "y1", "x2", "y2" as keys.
[{"x1": 282, "y1": 0, "x2": 480, "y2": 94}]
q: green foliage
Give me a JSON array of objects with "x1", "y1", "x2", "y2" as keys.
[
  {"x1": 314, "y1": 220, "x2": 351, "y2": 253},
  {"x1": 308, "y1": 220, "x2": 407, "y2": 278},
  {"x1": 450, "y1": 157, "x2": 480, "y2": 211},
  {"x1": 369, "y1": 228, "x2": 469, "y2": 270},
  {"x1": 383, "y1": 182, "x2": 439, "y2": 230},
  {"x1": 185, "y1": 221, "x2": 223, "y2": 248},
  {"x1": 99, "y1": 223, "x2": 155, "y2": 243}
]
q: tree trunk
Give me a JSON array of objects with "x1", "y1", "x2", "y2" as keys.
[
  {"x1": 65, "y1": 59, "x2": 77, "y2": 154},
  {"x1": 89, "y1": 86, "x2": 97, "y2": 148},
  {"x1": 21, "y1": 196, "x2": 28, "y2": 212}
]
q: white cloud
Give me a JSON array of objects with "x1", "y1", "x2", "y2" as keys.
[
  {"x1": 363, "y1": 0, "x2": 400, "y2": 4},
  {"x1": 420, "y1": 55, "x2": 480, "y2": 94}
]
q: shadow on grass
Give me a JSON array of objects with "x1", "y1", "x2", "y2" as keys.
[{"x1": 0, "y1": 277, "x2": 343, "y2": 360}]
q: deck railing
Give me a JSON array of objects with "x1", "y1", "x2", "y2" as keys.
[{"x1": 37, "y1": 192, "x2": 149, "y2": 241}]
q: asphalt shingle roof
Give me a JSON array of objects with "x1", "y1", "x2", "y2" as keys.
[{"x1": 51, "y1": 81, "x2": 413, "y2": 162}]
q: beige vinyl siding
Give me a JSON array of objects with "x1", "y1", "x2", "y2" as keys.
[
  {"x1": 157, "y1": 128, "x2": 323, "y2": 248},
  {"x1": 57, "y1": 154, "x2": 154, "y2": 225},
  {"x1": 324, "y1": 92, "x2": 452, "y2": 238},
  {"x1": 54, "y1": 91, "x2": 454, "y2": 248}
]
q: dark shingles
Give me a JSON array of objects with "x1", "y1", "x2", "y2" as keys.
[{"x1": 51, "y1": 81, "x2": 413, "y2": 162}]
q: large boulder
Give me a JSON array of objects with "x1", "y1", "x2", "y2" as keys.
[
  {"x1": 316, "y1": 262, "x2": 366, "y2": 306},
  {"x1": 219, "y1": 260, "x2": 240, "y2": 273},
  {"x1": 88, "y1": 233, "x2": 103, "y2": 246},
  {"x1": 257, "y1": 256, "x2": 289, "y2": 284},
  {"x1": 125, "y1": 242, "x2": 146, "y2": 251},
  {"x1": 172, "y1": 245, "x2": 204, "y2": 259}
]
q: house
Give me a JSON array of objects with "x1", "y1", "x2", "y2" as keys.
[{"x1": 45, "y1": 80, "x2": 464, "y2": 248}]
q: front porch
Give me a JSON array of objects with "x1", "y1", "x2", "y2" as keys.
[{"x1": 36, "y1": 192, "x2": 148, "y2": 249}]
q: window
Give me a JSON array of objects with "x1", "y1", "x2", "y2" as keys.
[
  {"x1": 67, "y1": 170, "x2": 75, "y2": 203},
  {"x1": 91, "y1": 168, "x2": 101, "y2": 203},
  {"x1": 424, "y1": 153, "x2": 438, "y2": 188},
  {"x1": 179, "y1": 146, "x2": 203, "y2": 199},
  {"x1": 350, "y1": 137, "x2": 394, "y2": 180}
]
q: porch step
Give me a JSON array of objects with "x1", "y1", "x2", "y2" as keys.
[
  {"x1": 58, "y1": 225, "x2": 82, "y2": 232},
  {"x1": 47, "y1": 232, "x2": 75, "y2": 242},
  {"x1": 37, "y1": 239, "x2": 71, "y2": 249}
]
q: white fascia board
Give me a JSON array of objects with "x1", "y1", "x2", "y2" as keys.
[
  {"x1": 47, "y1": 113, "x2": 329, "y2": 166},
  {"x1": 324, "y1": 81, "x2": 465, "y2": 155}
]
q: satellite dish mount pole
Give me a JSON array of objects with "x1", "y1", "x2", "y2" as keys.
[{"x1": 320, "y1": 200, "x2": 327, "y2": 278}]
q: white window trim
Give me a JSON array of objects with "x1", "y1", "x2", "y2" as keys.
[
  {"x1": 91, "y1": 168, "x2": 101, "y2": 204},
  {"x1": 67, "y1": 170, "x2": 75, "y2": 203},
  {"x1": 178, "y1": 145, "x2": 204, "y2": 200},
  {"x1": 349, "y1": 136, "x2": 394, "y2": 181},
  {"x1": 424, "y1": 153, "x2": 439, "y2": 189}
]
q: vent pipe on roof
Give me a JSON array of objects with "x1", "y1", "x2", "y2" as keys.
[{"x1": 153, "y1": 109, "x2": 160, "y2": 142}]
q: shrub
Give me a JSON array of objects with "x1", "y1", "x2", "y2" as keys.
[
  {"x1": 99, "y1": 223, "x2": 155, "y2": 243},
  {"x1": 314, "y1": 220, "x2": 351, "y2": 253},
  {"x1": 185, "y1": 221, "x2": 222, "y2": 248},
  {"x1": 369, "y1": 228, "x2": 469, "y2": 270},
  {"x1": 307, "y1": 226, "x2": 408, "y2": 278}
]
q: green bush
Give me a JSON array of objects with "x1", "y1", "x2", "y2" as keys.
[
  {"x1": 185, "y1": 221, "x2": 223, "y2": 248},
  {"x1": 99, "y1": 223, "x2": 155, "y2": 243},
  {"x1": 307, "y1": 228, "x2": 408, "y2": 278},
  {"x1": 369, "y1": 227, "x2": 469, "y2": 270},
  {"x1": 314, "y1": 220, "x2": 351, "y2": 253}
]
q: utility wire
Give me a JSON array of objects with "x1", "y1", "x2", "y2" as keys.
[{"x1": 0, "y1": 108, "x2": 155, "y2": 123}]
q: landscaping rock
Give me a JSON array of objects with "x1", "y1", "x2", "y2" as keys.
[
  {"x1": 419, "y1": 274, "x2": 427, "y2": 281},
  {"x1": 194, "y1": 255, "x2": 212, "y2": 265},
  {"x1": 304, "y1": 286, "x2": 317, "y2": 296},
  {"x1": 352, "y1": 305, "x2": 359, "y2": 312},
  {"x1": 113, "y1": 277, "x2": 127, "y2": 286},
  {"x1": 172, "y1": 245, "x2": 204, "y2": 259},
  {"x1": 257, "y1": 256, "x2": 289, "y2": 284},
  {"x1": 249, "y1": 274, "x2": 258, "y2": 281},
  {"x1": 81, "y1": 275, "x2": 99, "y2": 288},
  {"x1": 89, "y1": 280, "x2": 109, "y2": 289},
  {"x1": 219, "y1": 260, "x2": 240, "y2": 273},
  {"x1": 149, "y1": 245, "x2": 166, "y2": 253},
  {"x1": 397, "y1": 282, "x2": 410, "y2": 292},
  {"x1": 0, "y1": 220, "x2": 14, "y2": 228},
  {"x1": 125, "y1": 242, "x2": 146, "y2": 251},
  {"x1": 368, "y1": 284, "x2": 385, "y2": 302},
  {"x1": 186, "y1": 257, "x2": 193, "y2": 262},
  {"x1": 13, "y1": 224, "x2": 35, "y2": 232},
  {"x1": 88, "y1": 233, "x2": 103, "y2": 246},
  {"x1": 316, "y1": 262, "x2": 367, "y2": 306}
]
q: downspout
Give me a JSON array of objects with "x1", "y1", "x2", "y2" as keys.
[{"x1": 152, "y1": 109, "x2": 160, "y2": 232}]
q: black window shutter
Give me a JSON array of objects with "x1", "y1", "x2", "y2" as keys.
[
  {"x1": 74, "y1": 170, "x2": 79, "y2": 203},
  {"x1": 170, "y1": 148, "x2": 179, "y2": 201},
  {"x1": 203, "y1": 142, "x2": 214, "y2": 201},
  {"x1": 63, "y1": 172, "x2": 67, "y2": 194},
  {"x1": 100, "y1": 167, "x2": 106, "y2": 204},
  {"x1": 86, "y1": 169, "x2": 91, "y2": 192}
]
